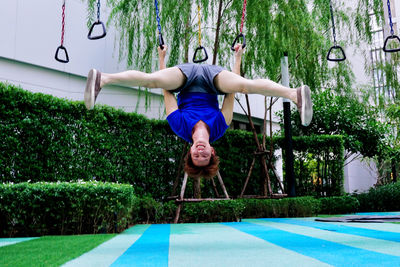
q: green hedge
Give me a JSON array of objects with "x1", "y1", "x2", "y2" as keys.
[
  {"x1": 0, "y1": 182, "x2": 135, "y2": 237},
  {"x1": 0, "y1": 82, "x2": 345, "y2": 198},
  {"x1": 354, "y1": 182, "x2": 400, "y2": 212},
  {"x1": 1, "y1": 181, "x2": 368, "y2": 237},
  {"x1": 238, "y1": 197, "x2": 321, "y2": 218},
  {"x1": 0, "y1": 82, "x2": 183, "y2": 198},
  {"x1": 319, "y1": 196, "x2": 360, "y2": 214},
  {"x1": 130, "y1": 197, "x2": 321, "y2": 224}
]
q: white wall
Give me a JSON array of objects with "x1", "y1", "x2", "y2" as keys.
[
  {"x1": 344, "y1": 156, "x2": 378, "y2": 193},
  {"x1": 0, "y1": 0, "x2": 167, "y2": 119},
  {"x1": 0, "y1": 0, "x2": 125, "y2": 76}
]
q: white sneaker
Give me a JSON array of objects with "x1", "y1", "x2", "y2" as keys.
[
  {"x1": 84, "y1": 69, "x2": 102, "y2": 110},
  {"x1": 296, "y1": 85, "x2": 313, "y2": 126}
]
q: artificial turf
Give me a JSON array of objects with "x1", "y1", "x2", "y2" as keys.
[{"x1": 0, "y1": 234, "x2": 116, "y2": 267}]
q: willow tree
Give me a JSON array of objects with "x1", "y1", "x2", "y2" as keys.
[
  {"x1": 354, "y1": 0, "x2": 400, "y2": 182},
  {"x1": 86, "y1": 0, "x2": 359, "y2": 86}
]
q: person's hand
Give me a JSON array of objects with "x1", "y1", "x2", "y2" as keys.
[
  {"x1": 157, "y1": 45, "x2": 168, "y2": 60},
  {"x1": 234, "y1": 43, "x2": 245, "y2": 58}
]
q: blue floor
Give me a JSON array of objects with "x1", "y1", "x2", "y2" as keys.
[{"x1": 61, "y1": 213, "x2": 400, "y2": 267}]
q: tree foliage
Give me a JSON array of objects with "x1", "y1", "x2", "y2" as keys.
[
  {"x1": 85, "y1": 0, "x2": 363, "y2": 88},
  {"x1": 83, "y1": 0, "x2": 390, "y2": 93},
  {"x1": 286, "y1": 90, "x2": 388, "y2": 162}
]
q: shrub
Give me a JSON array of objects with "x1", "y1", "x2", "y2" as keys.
[
  {"x1": 129, "y1": 197, "x2": 320, "y2": 224},
  {"x1": 319, "y1": 196, "x2": 360, "y2": 214},
  {"x1": 354, "y1": 182, "x2": 400, "y2": 212},
  {"x1": 239, "y1": 197, "x2": 320, "y2": 218},
  {"x1": 178, "y1": 200, "x2": 245, "y2": 223},
  {"x1": 130, "y1": 196, "x2": 164, "y2": 224},
  {"x1": 0, "y1": 182, "x2": 135, "y2": 237}
]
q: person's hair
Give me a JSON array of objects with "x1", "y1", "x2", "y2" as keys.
[{"x1": 184, "y1": 149, "x2": 220, "y2": 179}]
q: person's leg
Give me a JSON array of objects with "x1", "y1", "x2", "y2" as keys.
[
  {"x1": 101, "y1": 67, "x2": 185, "y2": 90},
  {"x1": 214, "y1": 70, "x2": 313, "y2": 126},
  {"x1": 214, "y1": 70, "x2": 297, "y2": 103},
  {"x1": 85, "y1": 67, "x2": 185, "y2": 110}
]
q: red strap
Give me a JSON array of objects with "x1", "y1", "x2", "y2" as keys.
[
  {"x1": 61, "y1": 2, "x2": 66, "y2": 46},
  {"x1": 239, "y1": 0, "x2": 247, "y2": 33}
]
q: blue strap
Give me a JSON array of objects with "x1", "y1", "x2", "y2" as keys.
[{"x1": 154, "y1": 0, "x2": 164, "y2": 48}]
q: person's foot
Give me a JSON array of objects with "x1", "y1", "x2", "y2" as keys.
[
  {"x1": 84, "y1": 69, "x2": 102, "y2": 110},
  {"x1": 296, "y1": 85, "x2": 313, "y2": 126}
]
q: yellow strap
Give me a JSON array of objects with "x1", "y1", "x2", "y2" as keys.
[{"x1": 197, "y1": 5, "x2": 202, "y2": 46}]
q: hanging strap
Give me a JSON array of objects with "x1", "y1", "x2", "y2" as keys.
[
  {"x1": 197, "y1": 5, "x2": 202, "y2": 47},
  {"x1": 55, "y1": 0, "x2": 69, "y2": 63},
  {"x1": 154, "y1": 0, "x2": 164, "y2": 48},
  {"x1": 231, "y1": 0, "x2": 247, "y2": 51},
  {"x1": 193, "y1": 5, "x2": 208, "y2": 63},
  {"x1": 327, "y1": 0, "x2": 346, "y2": 62},
  {"x1": 383, "y1": 0, "x2": 400, "y2": 53},
  {"x1": 88, "y1": 0, "x2": 107, "y2": 40}
]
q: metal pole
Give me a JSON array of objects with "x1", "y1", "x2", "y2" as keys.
[
  {"x1": 281, "y1": 52, "x2": 296, "y2": 197},
  {"x1": 392, "y1": 158, "x2": 397, "y2": 183}
]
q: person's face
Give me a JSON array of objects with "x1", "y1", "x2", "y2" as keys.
[{"x1": 190, "y1": 141, "x2": 215, "y2": 167}]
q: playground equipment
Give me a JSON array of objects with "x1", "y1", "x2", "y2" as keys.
[
  {"x1": 87, "y1": 0, "x2": 107, "y2": 40},
  {"x1": 55, "y1": 0, "x2": 69, "y2": 63},
  {"x1": 383, "y1": 0, "x2": 400, "y2": 53},
  {"x1": 154, "y1": 0, "x2": 165, "y2": 49},
  {"x1": 193, "y1": 4, "x2": 208, "y2": 63},
  {"x1": 326, "y1": 0, "x2": 346, "y2": 62},
  {"x1": 231, "y1": 0, "x2": 247, "y2": 51}
]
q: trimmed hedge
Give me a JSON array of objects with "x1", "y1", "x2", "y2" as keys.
[
  {"x1": 354, "y1": 182, "x2": 400, "y2": 212},
  {"x1": 0, "y1": 82, "x2": 345, "y2": 198},
  {"x1": 319, "y1": 196, "x2": 360, "y2": 214},
  {"x1": 0, "y1": 182, "x2": 135, "y2": 237},
  {"x1": 238, "y1": 197, "x2": 321, "y2": 218},
  {"x1": 130, "y1": 197, "x2": 321, "y2": 224},
  {"x1": 130, "y1": 199, "x2": 246, "y2": 224},
  {"x1": 1, "y1": 181, "x2": 379, "y2": 237}
]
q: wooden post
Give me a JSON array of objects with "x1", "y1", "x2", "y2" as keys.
[
  {"x1": 171, "y1": 142, "x2": 188, "y2": 197},
  {"x1": 210, "y1": 177, "x2": 220, "y2": 198},
  {"x1": 173, "y1": 172, "x2": 189, "y2": 224},
  {"x1": 216, "y1": 171, "x2": 230, "y2": 199},
  {"x1": 173, "y1": 171, "x2": 230, "y2": 223},
  {"x1": 240, "y1": 156, "x2": 256, "y2": 197}
]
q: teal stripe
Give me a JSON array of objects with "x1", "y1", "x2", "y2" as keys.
[
  {"x1": 355, "y1": 212, "x2": 400, "y2": 216},
  {"x1": 248, "y1": 219, "x2": 400, "y2": 257},
  {"x1": 63, "y1": 224, "x2": 149, "y2": 267},
  {"x1": 330, "y1": 221, "x2": 400, "y2": 233},
  {"x1": 169, "y1": 223, "x2": 330, "y2": 267},
  {"x1": 111, "y1": 224, "x2": 170, "y2": 267},
  {"x1": 264, "y1": 218, "x2": 400, "y2": 243},
  {"x1": 224, "y1": 222, "x2": 400, "y2": 266}
]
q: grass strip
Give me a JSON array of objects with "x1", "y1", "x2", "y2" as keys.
[{"x1": 0, "y1": 234, "x2": 116, "y2": 267}]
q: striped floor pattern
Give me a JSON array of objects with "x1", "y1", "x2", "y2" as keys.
[
  {"x1": 64, "y1": 215, "x2": 400, "y2": 267},
  {"x1": 0, "y1": 237, "x2": 38, "y2": 248}
]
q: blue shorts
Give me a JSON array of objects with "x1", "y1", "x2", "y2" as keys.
[{"x1": 172, "y1": 63, "x2": 226, "y2": 95}]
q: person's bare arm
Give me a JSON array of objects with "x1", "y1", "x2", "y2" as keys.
[
  {"x1": 221, "y1": 44, "x2": 244, "y2": 125},
  {"x1": 158, "y1": 46, "x2": 178, "y2": 116}
]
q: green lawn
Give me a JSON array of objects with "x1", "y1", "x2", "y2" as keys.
[{"x1": 0, "y1": 234, "x2": 115, "y2": 267}]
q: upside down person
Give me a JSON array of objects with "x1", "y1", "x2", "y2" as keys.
[{"x1": 84, "y1": 44, "x2": 313, "y2": 179}]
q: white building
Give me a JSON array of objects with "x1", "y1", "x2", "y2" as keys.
[
  {"x1": 343, "y1": 0, "x2": 400, "y2": 192},
  {"x1": 1, "y1": 0, "x2": 398, "y2": 193}
]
